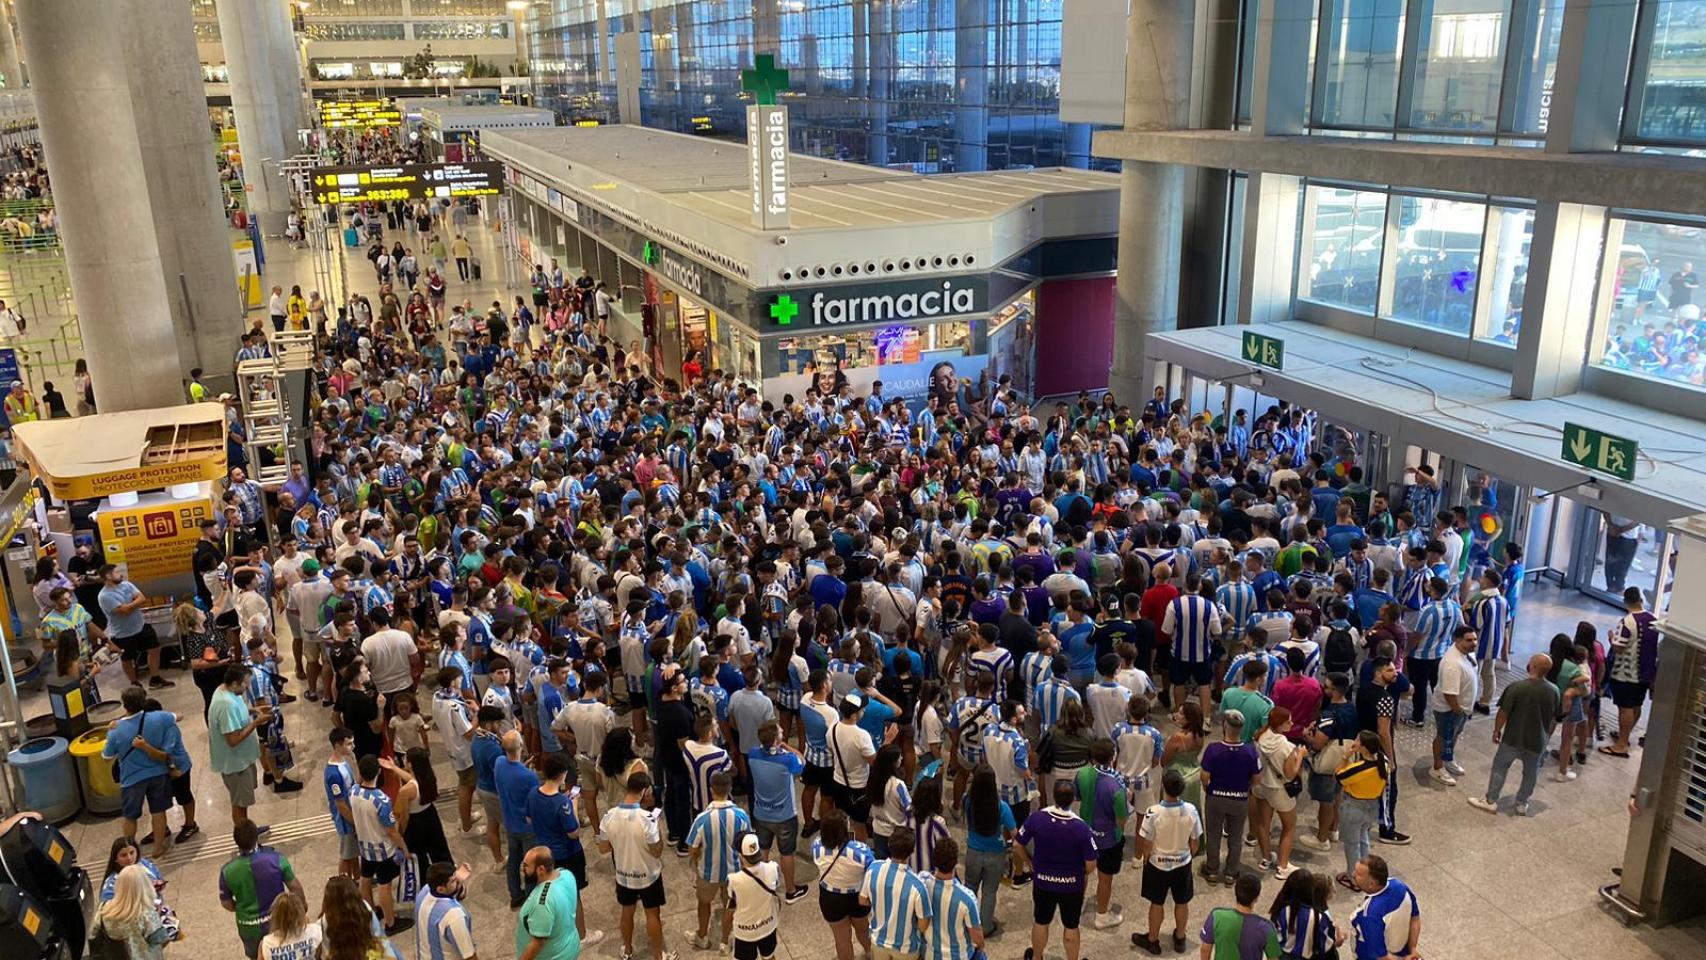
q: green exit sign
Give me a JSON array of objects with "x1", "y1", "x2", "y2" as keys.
[
  {"x1": 1562, "y1": 422, "x2": 1638, "y2": 483},
  {"x1": 1242, "y1": 330, "x2": 1284, "y2": 370}
]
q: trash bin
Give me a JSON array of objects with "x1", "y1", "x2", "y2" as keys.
[
  {"x1": 67, "y1": 729, "x2": 121, "y2": 817},
  {"x1": 6, "y1": 739, "x2": 78, "y2": 824},
  {"x1": 86, "y1": 702, "x2": 125, "y2": 731}
]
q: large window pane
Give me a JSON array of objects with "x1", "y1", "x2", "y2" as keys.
[
  {"x1": 1506, "y1": 0, "x2": 1566, "y2": 136},
  {"x1": 1600, "y1": 219, "x2": 1706, "y2": 387},
  {"x1": 1480, "y1": 206, "x2": 1533, "y2": 343},
  {"x1": 1389, "y1": 196, "x2": 1483, "y2": 333},
  {"x1": 1408, "y1": 0, "x2": 1508, "y2": 131},
  {"x1": 1635, "y1": 0, "x2": 1706, "y2": 141},
  {"x1": 1301, "y1": 185, "x2": 1387, "y2": 313},
  {"x1": 1318, "y1": 0, "x2": 1405, "y2": 128}
]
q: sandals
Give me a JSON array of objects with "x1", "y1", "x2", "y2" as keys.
[{"x1": 1597, "y1": 746, "x2": 1631, "y2": 758}]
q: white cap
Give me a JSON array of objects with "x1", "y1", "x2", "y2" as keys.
[{"x1": 740, "y1": 833, "x2": 761, "y2": 858}]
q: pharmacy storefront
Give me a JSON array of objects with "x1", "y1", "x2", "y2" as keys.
[{"x1": 486, "y1": 124, "x2": 1117, "y2": 403}]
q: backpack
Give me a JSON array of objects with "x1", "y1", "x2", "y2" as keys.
[{"x1": 1324, "y1": 624, "x2": 1358, "y2": 675}]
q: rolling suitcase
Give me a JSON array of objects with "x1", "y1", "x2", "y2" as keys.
[{"x1": 471, "y1": 258, "x2": 482, "y2": 280}]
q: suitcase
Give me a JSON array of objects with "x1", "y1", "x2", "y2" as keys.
[
  {"x1": 343, "y1": 227, "x2": 359, "y2": 247},
  {"x1": 472, "y1": 259, "x2": 482, "y2": 280}
]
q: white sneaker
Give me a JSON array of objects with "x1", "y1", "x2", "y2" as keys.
[
  {"x1": 1298, "y1": 835, "x2": 1332, "y2": 852},
  {"x1": 583, "y1": 930, "x2": 607, "y2": 949},
  {"x1": 1329, "y1": 830, "x2": 1340, "y2": 843},
  {"x1": 1274, "y1": 863, "x2": 1300, "y2": 880},
  {"x1": 1428, "y1": 767, "x2": 1458, "y2": 786},
  {"x1": 1554, "y1": 770, "x2": 1578, "y2": 783},
  {"x1": 490, "y1": 860, "x2": 505, "y2": 875},
  {"x1": 1467, "y1": 796, "x2": 1499, "y2": 814},
  {"x1": 1445, "y1": 761, "x2": 1467, "y2": 777},
  {"x1": 1514, "y1": 802, "x2": 1531, "y2": 816},
  {"x1": 1093, "y1": 910, "x2": 1124, "y2": 930},
  {"x1": 458, "y1": 824, "x2": 484, "y2": 837}
]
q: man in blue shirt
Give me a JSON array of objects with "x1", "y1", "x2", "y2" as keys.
[
  {"x1": 1350, "y1": 855, "x2": 1420, "y2": 960},
  {"x1": 921, "y1": 836, "x2": 985, "y2": 960},
  {"x1": 860, "y1": 827, "x2": 933, "y2": 957},
  {"x1": 470, "y1": 705, "x2": 507, "y2": 871},
  {"x1": 323, "y1": 725, "x2": 360, "y2": 878},
  {"x1": 809, "y1": 555, "x2": 848, "y2": 610},
  {"x1": 493, "y1": 730, "x2": 539, "y2": 908},
  {"x1": 536, "y1": 658, "x2": 574, "y2": 760},
  {"x1": 102, "y1": 685, "x2": 180, "y2": 860},
  {"x1": 99, "y1": 565, "x2": 171, "y2": 689},
  {"x1": 747, "y1": 720, "x2": 810, "y2": 903}
]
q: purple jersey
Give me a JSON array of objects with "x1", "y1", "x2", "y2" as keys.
[{"x1": 1014, "y1": 806, "x2": 1097, "y2": 893}]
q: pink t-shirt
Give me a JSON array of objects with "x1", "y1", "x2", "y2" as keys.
[{"x1": 1272, "y1": 675, "x2": 1323, "y2": 741}]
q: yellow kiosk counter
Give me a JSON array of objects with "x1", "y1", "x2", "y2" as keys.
[{"x1": 11, "y1": 403, "x2": 227, "y2": 662}]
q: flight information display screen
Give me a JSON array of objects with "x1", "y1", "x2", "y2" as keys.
[
  {"x1": 318, "y1": 100, "x2": 403, "y2": 128},
  {"x1": 309, "y1": 161, "x2": 505, "y2": 204}
]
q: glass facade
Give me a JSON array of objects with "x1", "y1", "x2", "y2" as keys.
[
  {"x1": 1599, "y1": 217, "x2": 1706, "y2": 387},
  {"x1": 414, "y1": 20, "x2": 510, "y2": 39},
  {"x1": 1633, "y1": 0, "x2": 1706, "y2": 142},
  {"x1": 530, "y1": 0, "x2": 1102, "y2": 172},
  {"x1": 1389, "y1": 194, "x2": 1482, "y2": 333},
  {"x1": 1315, "y1": 0, "x2": 1404, "y2": 129},
  {"x1": 1480, "y1": 205, "x2": 1532, "y2": 343},
  {"x1": 1299, "y1": 185, "x2": 1386, "y2": 312}
]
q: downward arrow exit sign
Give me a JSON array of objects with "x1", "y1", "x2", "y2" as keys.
[
  {"x1": 1562, "y1": 422, "x2": 1638, "y2": 483},
  {"x1": 1242, "y1": 330, "x2": 1284, "y2": 370}
]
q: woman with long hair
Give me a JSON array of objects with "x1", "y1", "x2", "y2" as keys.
[
  {"x1": 29, "y1": 555, "x2": 68, "y2": 614},
  {"x1": 810, "y1": 809, "x2": 875, "y2": 960},
  {"x1": 597, "y1": 727, "x2": 648, "y2": 815},
  {"x1": 258, "y1": 892, "x2": 322, "y2": 960},
  {"x1": 1333, "y1": 731, "x2": 1389, "y2": 890},
  {"x1": 395, "y1": 747, "x2": 451, "y2": 876},
  {"x1": 1045, "y1": 697, "x2": 1095, "y2": 798},
  {"x1": 91, "y1": 865, "x2": 171, "y2": 960},
  {"x1": 176, "y1": 600, "x2": 232, "y2": 715},
  {"x1": 961, "y1": 763, "x2": 1015, "y2": 937},
  {"x1": 1162, "y1": 700, "x2": 1208, "y2": 811},
  {"x1": 1268, "y1": 867, "x2": 1344, "y2": 959},
  {"x1": 905, "y1": 771, "x2": 951, "y2": 875},
  {"x1": 1253, "y1": 705, "x2": 1306, "y2": 879},
  {"x1": 317, "y1": 876, "x2": 401, "y2": 960},
  {"x1": 864, "y1": 744, "x2": 910, "y2": 859}
]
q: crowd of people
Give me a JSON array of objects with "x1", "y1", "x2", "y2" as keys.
[{"x1": 19, "y1": 180, "x2": 1667, "y2": 960}]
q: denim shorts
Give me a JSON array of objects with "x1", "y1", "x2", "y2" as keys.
[{"x1": 753, "y1": 816, "x2": 799, "y2": 856}]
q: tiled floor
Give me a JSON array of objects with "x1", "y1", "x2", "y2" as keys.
[{"x1": 13, "y1": 230, "x2": 1705, "y2": 958}]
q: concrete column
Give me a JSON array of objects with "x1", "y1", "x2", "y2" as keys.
[
  {"x1": 953, "y1": 0, "x2": 987, "y2": 172},
  {"x1": 868, "y1": 0, "x2": 892, "y2": 166},
  {"x1": 0, "y1": 2, "x2": 22, "y2": 89},
  {"x1": 15, "y1": 0, "x2": 183, "y2": 411},
  {"x1": 1512, "y1": 202, "x2": 1607, "y2": 398},
  {"x1": 1239, "y1": 172, "x2": 1303, "y2": 324},
  {"x1": 121, "y1": 0, "x2": 243, "y2": 381},
  {"x1": 263, "y1": 0, "x2": 305, "y2": 147},
  {"x1": 217, "y1": 0, "x2": 293, "y2": 236},
  {"x1": 1108, "y1": 0, "x2": 1194, "y2": 404},
  {"x1": 1505, "y1": 0, "x2": 1638, "y2": 399}
]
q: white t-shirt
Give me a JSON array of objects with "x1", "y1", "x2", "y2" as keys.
[
  {"x1": 259, "y1": 922, "x2": 323, "y2": 960},
  {"x1": 1140, "y1": 800, "x2": 1203, "y2": 869},
  {"x1": 827, "y1": 721, "x2": 876, "y2": 789},
  {"x1": 1085, "y1": 681, "x2": 1131, "y2": 739},
  {"x1": 1427, "y1": 646, "x2": 1479, "y2": 714},
  {"x1": 432, "y1": 694, "x2": 474, "y2": 768},
  {"x1": 600, "y1": 803, "x2": 664, "y2": 889},
  {"x1": 727, "y1": 861, "x2": 783, "y2": 942},
  {"x1": 361, "y1": 629, "x2": 417, "y2": 694}
]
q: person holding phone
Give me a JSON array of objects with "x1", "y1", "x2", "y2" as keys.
[{"x1": 209, "y1": 664, "x2": 275, "y2": 832}]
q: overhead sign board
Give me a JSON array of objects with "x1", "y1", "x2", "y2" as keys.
[
  {"x1": 1562, "y1": 422, "x2": 1638, "y2": 483},
  {"x1": 747, "y1": 105, "x2": 790, "y2": 230},
  {"x1": 1242, "y1": 330, "x2": 1285, "y2": 370},
  {"x1": 317, "y1": 99, "x2": 402, "y2": 128},
  {"x1": 762, "y1": 276, "x2": 989, "y2": 332},
  {"x1": 310, "y1": 161, "x2": 505, "y2": 204}
]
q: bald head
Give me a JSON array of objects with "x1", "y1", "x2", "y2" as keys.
[
  {"x1": 1526, "y1": 653, "x2": 1553, "y2": 679},
  {"x1": 501, "y1": 729, "x2": 524, "y2": 757}
]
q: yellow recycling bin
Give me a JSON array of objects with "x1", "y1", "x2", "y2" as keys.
[{"x1": 68, "y1": 728, "x2": 123, "y2": 816}]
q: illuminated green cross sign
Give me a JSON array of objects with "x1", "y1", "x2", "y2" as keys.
[
  {"x1": 642, "y1": 240, "x2": 659, "y2": 265},
  {"x1": 770, "y1": 294, "x2": 800, "y2": 325},
  {"x1": 742, "y1": 55, "x2": 790, "y2": 105}
]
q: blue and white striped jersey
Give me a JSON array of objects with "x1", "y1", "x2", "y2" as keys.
[
  {"x1": 1164, "y1": 595, "x2": 1223, "y2": 663},
  {"x1": 1469, "y1": 591, "x2": 1510, "y2": 661},
  {"x1": 416, "y1": 889, "x2": 476, "y2": 960},
  {"x1": 1033, "y1": 678, "x2": 1080, "y2": 733},
  {"x1": 1019, "y1": 651, "x2": 1053, "y2": 707},
  {"x1": 1215, "y1": 581, "x2": 1257, "y2": 631},
  {"x1": 686, "y1": 800, "x2": 751, "y2": 883},
  {"x1": 349, "y1": 784, "x2": 399, "y2": 862},
  {"x1": 1413, "y1": 599, "x2": 1463, "y2": 660},
  {"x1": 921, "y1": 873, "x2": 981, "y2": 960},
  {"x1": 863, "y1": 859, "x2": 933, "y2": 953}
]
